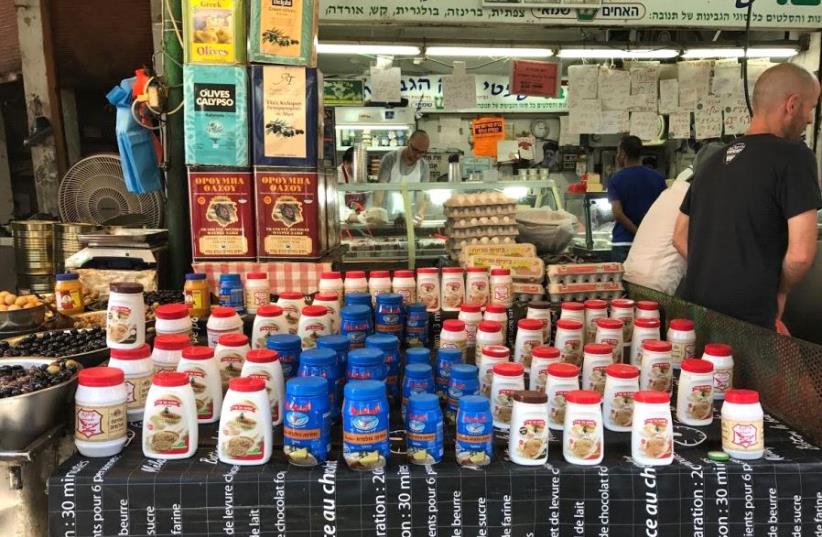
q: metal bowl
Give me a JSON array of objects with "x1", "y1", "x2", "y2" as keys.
[
  {"x1": 0, "y1": 358, "x2": 81, "y2": 451},
  {"x1": 1, "y1": 329, "x2": 110, "y2": 369},
  {"x1": 0, "y1": 304, "x2": 47, "y2": 332}
]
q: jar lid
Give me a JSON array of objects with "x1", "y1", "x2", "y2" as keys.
[
  {"x1": 110, "y1": 282, "x2": 143, "y2": 294},
  {"x1": 437, "y1": 348, "x2": 463, "y2": 362},
  {"x1": 493, "y1": 362, "x2": 524, "y2": 377},
  {"x1": 341, "y1": 304, "x2": 371, "y2": 318},
  {"x1": 79, "y1": 367, "x2": 124, "y2": 387},
  {"x1": 56, "y1": 272, "x2": 79, "y2": 281},
  {"x1": 634, "y1": 391, "x2": 670, "y2": 404},
  {"x1": 302, "y1": 305, "x2": 328, "y2": 317},
  {"x1": 611, "y1": 299, "x2": 635, "y2": 309},
  {"x1": 556, "y1": 318, "x2": 584, "y2": 330},
  {"x1": 561, "y1": 302, "x2": 585, "y2": 311},
  {"x1": 704, "y1": 343, "x2": 732, "y2": 357},
  {"x1": 482, "y1": 345, "x2": 510, "y2": 359},
  {"x1": 344, "y1": 379, "x2": 386, "y2": 400},
  {"x1": 375, "y1": 293, "x2": 402, "y2": 304},
  {"x1": 584, "y1": 299, "x2": 608, "y2": 310},
  {"x1": 218, "y1": 334, "x2": 248, "y2": 347},
  {"x1": 443, "y1": 319, "x2": 466, "y2": 332},
  {"x1": 642, "y1": 340, "x2": 672, "y2": 353},
  {"x1": 490, "y1": 268, "x2": 511, "y2": 276},
  {"x1": 155, "y1": 303, "x2": 189, "y2": 320},
  {"x1": 517, "y1": 319, "x2": 544, "y2": 331},
  {"x1": 634, "y1": 318, "x2": 661, "y2": 329},
  {"x1": 681, "y1": 358, "x2": 714, "y2": 373},
  {"x1": 344, "y1": 293, "x2": 372, "y2": 307},
  {"x1": 405, "y1": 347, "x2": 431, "y2": 363},
  {"x1": 110, "y1": 344, "x2": 151, "y2": 360},
  {"x1": 532, "y1": 346, "x2": 561, "y2": 359},
  {"x1": 314, "y1": 292, "x2": 339, "y2": 302},
  {"x1": 669, "y1": 319, "x2": 695, "y2": 331},
  {"x1": 365, "y1": 334, "x2": 399, "y2": 350},
  {"x1": 266, "y1": 334, "x2": 302, "y2": 350},
  {"x1": 417, "y1": 267, "x2": 439, "y2": 275},
  {"x1": 153, "y1": 334, "x2": 190, "y2": 351},
  {"x1": 211, "y1": 306, "x2": 237, "y2": 318},
  {"x1": 565, "y1": 390, "x2": 602, "y2": 405},
  {"x1": 442, "y1": 267, "x2": 464, "y2": 274},
  {"x1": 288, "y1": 376, "x2": 327, "y2": 397},
  {"x1": 406, "y1": 303, "x2": 427, "y2": 313},
  {"x1": 459, "y1": 395, "x2": 490, "y2": 412},
  {"x1": 321, "y1": 271, "x2": 341, "y2": 280},
  {"x1": 526, "y1": 301, "x2": 551, "y2": 311},
  {"x1": 370, "y1": 270, "x2": 390, "y2": 278},
  {"x1": 512, "y1": 390, "x2": 548, "y2": 404},
  {"x1": 484, "y1": 304, "x2": 507, "y2": 314},
  {"x1": 584, "y1": 343, "x2": 613, "y2": 355},
  {"x1": 185, "y1": 273, "x2": 206, "y2": 281},
  {"x1": 478, "y1": 320, "x2": 502, "y2": 333},
  {"x1": 229, "y1": 377, "x2": 266, "y2": 392},
  {"x1": 460, "y1": 303, "x2": 482, "y2": 313},
  {"x1": 466, "y1": 266, "x2": 488, "y2": 273},
  {"x1": 347, "y1": 348, "x2": 384, "y2": 367},
  {"x1": 606, "y1": 364, "x2": 639, "y2": 379},
  {"x1": 279, "y1": 292, "x2": 304, "y2": 300},
  {"x1": 182, "y1": 346, "x2": 214, "y2": 360},
  {"x1": 152, "y1": 371, "x2": 189, "y2": 387},
  {"x1": 246, "y1": 349, "x2": 278, "y2": 363},
  {"x1": 450, "y1": 363, "x2": 478, "y2": 379},
  {"x1": 636, "y1": 300, "x2": 659, "y2": 311},
  {"x1": 547, "y1": 363, "x2": 579, "y2": 378},
  {"x1": 300, "y1": 347, "x2": 336, "y2": 366},
  {"x1": 316, "y1": 335, "x2": 350, "y2": 351},
  {"x1": 345, "y1": 271, "x2": 366, "y2": 279},
  {"x1": 595, "y1": 318, "x2": 624, "y2": 330},
  {"x1": 219, "y1": 273, "x2": 241, "y2": 282},
  {"x1": 725, "y1": 389, "x2": 759, "y2": 404},
  {"x1": 246, "y1": 272, "x2": 267, "y2": 280},
  {"x1": 405, "y1": 363, "x2": 433, "y2": 378},
  {"x1": 408, "y1": 392, "x2": 440, "y2": 410},
  {"x1": 393, "y1": 270, "x2": 414, "y2": 278},
  {"x1": 256, "y1": 305, "x2": 283, "y2": 317}
]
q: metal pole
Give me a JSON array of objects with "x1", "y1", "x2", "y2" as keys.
[{"x1": 162, "y1": 0, "x2": 191, "y2": 289}]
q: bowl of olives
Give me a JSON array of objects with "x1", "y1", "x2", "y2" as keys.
[
  {"x1": 0, "y1": 358, "x2": 82, "y2": 451},
  {"x1": 0, "y1": 327, "x2": 109, "y2": 368}
]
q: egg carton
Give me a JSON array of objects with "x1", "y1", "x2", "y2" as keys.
[
  {"x1": 547, "y1": 262, "x2": 624, "y2": 284},
  {"x1": 444, "y1": 206, "x2": 517, "y2": 219},
  {"x1": 468, "y1": 255, "x2": 545, "y2": 282},
  {"x1": 447, "y1": 215, "x2": 516, "y2": 229},
  {"x1": 513, "y1": 282, "x2": 546, "y2": 300},
  {"x1": 547, "y1": 281, "x2": 625, "y2": 303},
  {"x1": 446, "y1": 227, "x2": 520, "y2": 240},
  {"x1": 444, "y1": 192, "x2": 514, "y2": 208}
]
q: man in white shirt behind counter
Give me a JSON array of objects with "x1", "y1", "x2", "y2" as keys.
[{"x1": 623, "y1": 142, "x2": 724, "y2": 295}]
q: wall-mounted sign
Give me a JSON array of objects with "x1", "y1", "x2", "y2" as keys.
[
  {"x1": 510, "y1": 60, "x2": 561, "y2": 98},
  {"x1": 323, "y1": 79, "x2": 365, "y2": 106}
]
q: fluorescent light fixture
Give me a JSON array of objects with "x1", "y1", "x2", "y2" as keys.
[
  {"x1": 317, "y1": 43, "x2": 421, "y2": 56},
  {"x1": 502, "y1": 187, "x2": 529, "y2": 200},
  {"x1": 682, "y1": 47, "x2": 798, "y2": 59},
  {"x1": 427, "y1": 46, "x2": 554, "y2": 58},
  {"x1": 558, "y1": 48, "x2": 679, "y2": 59}
]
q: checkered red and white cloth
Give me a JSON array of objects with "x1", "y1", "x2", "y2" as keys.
[{"x1": 191, "y1": 262, "x2": 332, "y2": 296}]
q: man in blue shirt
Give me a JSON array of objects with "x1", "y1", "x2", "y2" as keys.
[{"x1": 607, "y1": 136, "x2": 666, "y2": 261}]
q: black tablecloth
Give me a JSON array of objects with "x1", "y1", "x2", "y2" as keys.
[{"x1": 48, "y1": 408, "x2": 822, "y2": 537}]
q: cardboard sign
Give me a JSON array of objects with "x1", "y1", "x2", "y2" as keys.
[
  {"x1": 188, "y1": 169, "x2": 255, "y2": 259},
  {"x1": 510, "y1": 60, "x2": 560, "y2": 98},
  {"x1": 471, "y1": 117, "x2": 505, "y2": 158}
]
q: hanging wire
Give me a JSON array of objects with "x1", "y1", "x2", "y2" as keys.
[{"x1": 742, "y1": 0, "x2": 755, "y2": 117}]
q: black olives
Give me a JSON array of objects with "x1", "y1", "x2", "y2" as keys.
[
  {"x1": 0, "y1": 328, "x2": 105, "y2": 358},
  {"x1": 0, "y1": 359, "x2": 80, "y2": 398}
]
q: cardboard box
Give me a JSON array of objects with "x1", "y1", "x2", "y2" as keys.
[
  {"x1": 249, "y1": 0, "x2": 317, "y2": 66},
  {"x1": 188, "y1": 168, "x2": 256, "y2": 259},
  {"x1": 183, "y1": 0, "x2": 246, "y2": 64},
  {"x1": 250, "y1": 65, "x2": 322, "y2": 168},
  {"x1": 183, "y1": 65, "x2": 249, "y2": 166}
]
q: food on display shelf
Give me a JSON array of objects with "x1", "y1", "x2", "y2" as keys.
[
  {"x1": 446, "y1": 364, "x2": 479, "y2": 424},
  {"x1": 366, "y1": 335, "x2": 401, "y2": 402},
  {"x1": 154, "y1": 304, "x2": 193, "y2": 338},
  {"x1": 298, "y1": 348, "x2": 340, "y2": 420},
  {"x1": 581, "y1": 344, "x2": 614, "y2": 395},
  {"x1": 218, "y1": 274, "x2": 245, "y2": 314},
  {"x1": 629, "y1": 318, "x2": 661, "y2": 368},
  {"x1": 529, "y1": 346, "x2": 561, "y2": 393},
  {"x1": 0, "y1": 328, "x2": 106, "y2": 358},
  {"x1": 547, "y1": 263, "x2": 624, "y2": 284},
  {"x1": 667, "y1": 319, "x2": 696, "y2": 370},
  {"x1": 416, "y1": 268, "x2": 441, "y2": 312},
  {"x1": 75, "y1": 367, "x2": 128, "y2": 458},
  {"x1": 470, "y1": 256, "x2": 544, "y2": 283},
  {"x1": 676, "y1": 359, "x2": 715, "y2": 427},
  {"x1": 187, "y1": 170, "x2": 256, "y2": 260},
  {"x1": 459, "y1": 243, "x2": 537, "y2": 265},
  {"x1": 513, "y1": 319, "x2": 543, "y2": 374},
  {"x1": 184, "y1": 273, "x2": 211, "y2": 319},
  {"x1": 374, "y1": 294, "x2": 403, "y2": 337},
  {"x1": 108, "y1": 345, "x2": 153, "y2": 422},
  {"x1": 284, "y1": 376, "x2": 330, "y2": 467},
  {"x1": 603, "y1": 364, "x2": 640, "y2": 432},
  {"x1": 106, "y1": 282, "x2": 146, "y2": 350},
  {"x1": 206, "y1": 307, "x2": 243, "y2": 348},
  {"x1": 177, "y1": 346, "x2": 223, "y2": 424},
  {"x1": 583, "y1": 299, "x2": 608, "y2": 343},
  {"x1": 721, "y1": 389, "x2": 764, "y2": 460},
  {"x1": 405, "y1": 304, "x2": 429, "y2": 348},
  {"x1": 639, "y1": 340, "x2": 674, "y2": 394},
  {"x1": 702, "y1": 343, "x2": 735, "y2": 401},
  {"x1": 548, "y1": 281, "x2": 624, "y2": 303},
  {"x1": 441, "y1": 268, "x2": 466, "y2": 312},
  {"x1": 152, "y1": 334, "x2": 191, "y2": 373},
  {"x1": 632, "y1": 391, "x2": 674, "y2": 466},
  {"x1": 267, "y1": 334, "x2": 302, "y2": 381},
  {"x1": 342, "y1": 380, "x2": 390, "y2": 471},
  {"x1": 455, "y1": 395, "x2": 494, "y2": 467},
  {"x1": 594, "y1": 318, "x2": 624, "y2": 363},
  {"x1": 215, "y1": 334, "x2": 250, "y2": 390},
  {"x1": 55, "y1": 273, "x2": 84, "y2": 315},
  {"x1": 610, "y1": 298, "x2": 636, "y2": 344},
  {"x1": 490, "y1": 362, "x2": 525, "y2": 430},
  {"x1": 546, "y1": 363, "x2": 580, "y2": 431},
  {"x1": 244, "y1": 273, "x2": 270, "y2": 315},
  {"x1": 445, "y1": 193, "x2": 519, "y2": 260},
  {"x1": 297, "y1": 305, "x2": 331, "y2": 350},
  {"x1": 0, "y1": 358, "x2": 81, "y2": 398},
  {"x1": 554, "y1": 319, "x2": 584, "y2": 367},
  {"x1": 563, "y1": 390, "x2": 604, "y2": 466},
  {"x1": 241, "y1": 349, "x2": 285, "y2": 426}
]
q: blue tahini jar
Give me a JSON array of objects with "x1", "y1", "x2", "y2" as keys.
[
  {"x1": 375, "y1": 293, "x2": 403, "y2": 337},
  {"x1": 435, "y1": 347, "x2": 463, "y2": 402},
  {"x1": 218, "y1": 274, "x2": 244, "y2": 313},
  {"x1": 405, "y1": 347, "x2": 431, "y2": 367},
  {"x1": 406, "y1": 393, "x2": 444, "y2": 465},
  {"x1": 342, "y1": 380, "x2": 390, "y2": 471},
  {"x1": 267, "y1": 334, "x2": 301, "y2": 380},
  {"x1": 401, "y1": 363, "x2": 435, "y2": 419},
  {"x1": 297, "y1": 347, "x2": 339, "y2": 420},
  {"x1": 283, "y1": 377, "x2": 329, "y2": 467},
  {"x1": 341, "y1": 305, "x2": 371, "y2": 349},
  {"x1": 366, "y1": 334, "x2": 401, "y2": 402},
  {"x1": 316, "y1": 334, "x2": 350, "y2": 398},
  {"x1": 346, "y1": 348, "x2": 387, "y2": 382},
  {"x1": 405, "y1": 303, "x2": 429, "y2": 348},
  {"x1": 447, "y1": 364, "x2": 480, "y2": 423},
  {"x1": 455, "y1": 395, "x2": 493, "y2": 467}
]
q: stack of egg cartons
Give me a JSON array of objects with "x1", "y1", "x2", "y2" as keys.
[
  {"x1": 444, "y1": 192, "x2": 519, "y2": 262},
  {"x1": 546, "y1": 263, "x2": 624, "y2": 303}
]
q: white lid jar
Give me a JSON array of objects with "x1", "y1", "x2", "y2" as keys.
[
  {"x1": 508, "y1": 390, "x2": 549, "y2": 465},
  {"x1": 632, "y1": 391, "x2": 674, "y2": 466},
  {"x1": 441, "y1": 267, "x2": 465, "y2": 312},
  {"x1": 298, "y1": 305, "x2": 331, "y2": 350},
  {"x1": 667, "y1": 319, "x2": 696, "y2": 369},
  {"x1": 312, "y1": 293, "x2": 341, "y2": 335},
  {"x1": 244, "y1": 272, "x2": 270, "y2": 315},
  {"x1": 75, "y1": 367, "x2": 128, "y2": 458},
  {"x1": 479, "y1": 345, "x2": 509, "y2": 397},
  {"x1": 416, "y1": 268, "x2": 441, "y2": 312},
  {"x1": 475, "y1": 320, "x2": 504, "y2": 366},
  {"x1": 107, "y1": 282, "x2": 146, "y2": 349},
  {"x1": 458, "y1": 304, "x2": 483, "y2": 350},
  {"x1": 594, "y1": 318, "x2": 624, "y2": 363},
  {"x1": 490, "y1": 362, "x2": 525, "y2": 430},
  {"x1": 563, "y1": 390, "x2": 604, "y2": 465},
  {"x1": 108, "y1": 344, "x2": 153, "y2": 422},
  {"x1": 465, "y1": 267, "x2": 490, "y2": 306},
  {"x1": 610, "y1": 298, "x2": 635, "y2": 343},
  {"x1": 581, "y1": 343, "x2": 614, "y2": 395},
  {"x1": 635, "y1": 300, "x2": 660, "y2": 320},
  {"x1": 489, "y1": 268, "x2": 513, "y2": 308},
  {"x1": 344, "y1": 271, "x2": 369, "y2": 295},
  {"x1": 630, "y1": 318, "x2": 661, "y2": 367},
  {"x1": 251, "y1": 305, "x2": 287, "y2": 349},
  {"x1": 177, "y1": 346, "x2": 223, "y2": 424},
  {"x1": 583, "y1": 299, "x2": 608, "y2": 343},
  {"x1": 241, "y1": 349, "x2": 285, "y2": 426},
  {"x1": 560, "y1": 302, "x2": 585, "y2": 324},
  {"x1": 277, "y1": 292, "x2": 306, "y2": 335},
  {"x1": 152, "y1": 334, "x2": 191, "y2": 373},
  {"x1": 526, "y1": 302, "x2": 552, "y2": 343},
  {"x1": 514, "y1": 318, "x2": 544, "y2": 375},
  {"x1": 483, "y1": 305, "x2": 508, "y2": 343},
  {"x1": 639, "y1": 340, "x2": 674, "y2": 394},
  {"x1": 530, "y1": 346, "x2": 561, "y2": 392},
  {"x1": 218, "y1": 377, "x2": 273, "y2": 465},
  {"x1": 368, "y1": 270, "x2": 393, "y2": 305},
  {"x1": 603, "y1": 364, "x2": 640, "y2": 432},
  {"x1": 391, "y1": 270, "x2": 417, "y2": 306},
  {"x1": 721, "y1": 389, "x2": 764, "y2": 460},
  {"x1": 702, "y1": 343, "x2": 734, "y2": 400},
  {"x1": 142, "y1": 371, "x2": 198, "y2": 460},
  {"x1": 319, "y1": 271, "x2": 344, "y2": 305},
  {"x1": 545, "y1": 363, "x2": 580, "y2": 431},
  {"x1": 439, "y1": 319, "x2": 468, "y2": 362},
  {"x1": 154, "y1": 303, "x2": 192, "y2": 338},
  {"x1": 206, "y1": 306, "x2": 243, "y2": 348},
  {"x1": 554, "y1": 319, "x2": 584, "y2": 367},
  {"x1": 676, "y1": 358, "x2": 715, "y2": 426},
  {"x1": 215, "y1": 334, "x2": 250, "y2": 390}
]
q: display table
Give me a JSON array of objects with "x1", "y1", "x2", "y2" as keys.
[{"x1": 48, "y1": 410, "x2": 822, "y2": 537}]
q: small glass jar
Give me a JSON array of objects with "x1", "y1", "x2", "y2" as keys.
[
  {"x1": 560, "y1": 302, "x2": 585, "y2": 324},
  {"x1": 142, "y1": 371, "x2": 198, "y2": 460},
  {"x1": 635, "y1": 300, "x2": 660, "y2": 321},
  {"x1": 218, "y1": 274, "x2": 245, "y2": 314},
  {"x1": 215, "y1": 333, "x2": 250, "y2": 390},
  {"x1": 177, "y1": 346, "x2": 223, "y2": 424},
  {"x1": 319, "y1": 271, "x2": 344, "y2": 305},
  {"x1": 313, "y1": 293, "x2": 341, "y2": 335},
  {"x1": 563, "y1": 390, "x2": 604, "y2": 466},
  {"x1": 458, "y1": 304, "x2": 483, "y2": 356},
  {"x1": 582, "y1": 343, "x2": 613, "y2": 395},
  {"x1": 677, "y1": 358, "x2": 715, "y2": 426},
  {"x1": 630, "y1": 318, "x2": 661, "y2": 367},
  {"x1": 344, "y1": 271, "x2": 369, "y2": 295},
  {"x1": 702, "y1": 343, "x2": 734, "y2": 401},
  {"x1": 206, "y1": 306, "x2": 243, "y2": 348},
  {"x1": 667, "y1": 319, "x2": 696, "y2": 370},
  {"x1": 152, "y1": 334, "x2": 190, "y2": 373},
  {"x1": 475, "y1": 320, "x2": 503, "y2": 366},
  {"x1": 277, "y1": 292, "x2": 306, "y2": 335},
  {"x1": 555, "y1": 319, "x2": 584, "y2": 367},
  {"x1": 75, "y1": 367, "x2": 127, "y2": 458},
  {"x1": 298, "y1": 305, "x2": 331, "y2": 350},
  {"x1": 610, "y1": 298, "x2": 635, "y2": 344},
  {"x1": 514, "y1": 318, "x2": 544, "y2": 375},
  {"x1": 526, "y1": 301, "x2": 552, "y2": 343},
  {"x1": 509, "y1": 390, "x2": 549, "y2": 465},
  {"x1": 108, "y1": 344, "x2": 153, "y2": 422},
  {"x1": 183, "y1": 273, "x2": 210, "y2": 319},
  {"x1": 640, "y1": 340, "x2": 674, "y2": 394},
  {"x1": 478, "y1": 345, "x2": 509, "y2": 397},
  {"x1": 251, "y1": 305, "x2": 287, "y2": 349},
  {"x1": 490, "y1": 362, "x2": 525, "y2": 430},
  {"x1": 368, "y1": 270, "x2": 392, "y2": 305},
  {"x1": 416, "y1": 267, "x2": 440, "y2": 312},
  {"x1": 218, "y1": 377, "x2": 273, "y2": 465},
  {"x1": 456, "y1": 395, "x2": 493, "y2": 468},
  {"x1": 632, "y1": 390, "x2": 674, "y2": 466},
  {"x1": 439, "y1": 319, "x2": 468, "y2": 362},
  {"x1": 483, "y1": 304, "x2": 508, "y2": 343},
  {"x1": 545, "y1": 363, "x2": 580, "y2": 431},
  {"x1": 154, "y1": 303, "x2": 192, "y2": 338},
  {"x1": 392, "y1": 270, "x2": 417, "y2": 306},
  {"x1": 441, "y1": 267, "x2": 465, "y2": 312},
  {"x1": 55, "y1": 273, "x2": 84, "y2": 315},
  {"x1": 603, "y1": 364, "x2": 640, "y2": 432},
  {"x1": 594, "y1": 318, "x2": 624, "y2": 363},
  {"x1": 583, "y1": 299, "x2": 608, "y2": 343},
  {"x1": 244, "y1": 272, "x2": 270, "y2": 315},
  {"x1": 489, "y1": 268, "x2": 513, "y2": 308},
  {"x1": 465, "y1": 267, "x2": 490, "y2": 306},
  {"x1": 721, "y1": 389, "x2": 764, "y2": 460},
  {"x1": 406, "y1": 393, "x2": 444, "y2": 465},
  {"x1": 530, "y1": 346, "x2": 561, "y2": 393},
  {"x1": 107, "y1": 282, "x2": 146, "y2": 350}
]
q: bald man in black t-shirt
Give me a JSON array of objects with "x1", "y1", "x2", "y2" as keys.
[{"x1": 673, "y1": 63, "x2": 822, "y2": 330}]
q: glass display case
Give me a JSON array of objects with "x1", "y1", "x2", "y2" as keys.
[
  {"x1": 337, "y1": 179, "x2": 562, "y2": 269},
  {"x1": 564, "y1": 192, "x2": 615, "y2": 256}
]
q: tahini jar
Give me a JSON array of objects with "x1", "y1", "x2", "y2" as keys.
[
  {"x1": 563, "y1": 390, "x2": 604, "y2": 465},
  {"x1": 206, "y1": 306, "x2": 243, "y2": 348},
  {"x1": 635, "y1": 301, "x2": 660, "y2": 321},
  {"x1": 465, "y1": 267, "x2": 490, "y2": 306},
  {"x1": 441, "y1": 267, "x2": 466, "y2": 312},
  {"x1": 251, "y1": 305, "x2": 287, "y2": 349},
  {"x1": 529, "y1": 346, "x2": 561, "y2": 393},
  {"x1": 416, "y1": 268, "x2": 441, "y2": 312},
  {"x1": 554, "y1": 319, "x2": 584, "y2": 367},
  {"x1": 545, "y1": 363, "x2": 580, "y2": 431},
  {"x1": 368, "y1": 271, "x2": 392, "y2": 305},
  {"x1": 610, "y1": 298, "x2": 635, "y2": 343},
  {"x1": 215, "y1": 334, "x2": 249, "y2": 390},
  {"x1": 439, "y1": 319, "x2": 468, "y2": 362},
  {"x1": 218, "y1": 377, "x2": 272, "y2": 465},
  {"x1": 108, "y1": 344, "x2": 153, "y2": 422},
  {"x1": 312, "y1": 293, "x2": 340, "y2": 335},
  {"x1": 241, "y1": 349, "x2": 284, "y2": 426},
  {"x1": 513, "y1": 319, "x2": 544, "y2": 375},
  {"x1": 508, "y1": 391, "x2": 549, "y2": 465},
  {"x1": 603, "y1": 364, "x2": 640, "y2": 432},
  {"x1": 526, "y1": 301, "x2": 552, "y2": 343},
  {"x1": 458, "y1": 304, "x2": 483, "y2": 357},
  {"x1": 483, "y1": 304, "x2": 509, "y2": 343},
  {"x1": 318, "y1": 271, "x2": 344, "y2": 305},
  {"x1": 594, "y1": 318, "x2": 624, "y2": 363},
  {"x1": 344, "y1": 271, "x2": 368, "y2": 295},
  {"x1": 244, "y1": 272, "x2": 270, "y2": 315},
  {"x1": 475, "y1": 321, "x2": 503, "y2": 366},
  {"x1": 478, "y1": 345, "x2": 509, "y2": 397},
  {"x1": 581, "y1": 343, "x2": 613, "y2": 395},
  {"x1": 721, "y1": 389, "x2": 764, "y2": 460},
  {"x1": 142, "y1": 371, "x2": 198, "y2": 460},
  {"x1": 676, "y1": 358, "x2": 715, "y2": 426},
  {"x1": 392, "y1": 270, "x2": 416, "y2": 306},
  {"x1": 639, "y1": 340, "x2": 673, "y2": 394},
  {"x1": 667, "y1": 319, "x2": 696, "y2": 369},
  {"x1": 490, "y1": 362, "x2": 525, "y2": 430},
  {"x1": 107, "y1": 282, "x2": 146, "y2": 350},
  {"x1": 630, "y1": 318, "x2": 661, "y2": 367},
  {"x1": 702, "y1": 343, "x2": 734, "y2": 401},
  {"x1": 154, "y1": 303, "x2": 192, "y2": 338},
  {"x1": 177, "y1": 346, "x2": 223, "y2": 424},
  {"x1": 277, "y1": 292, "x2": 306, "y2": 335},
  {"x1": 75, "y1": 367, "x2": 127, "y2": 457},
  {"x1": 632, "y1": 391, "x2": 674, "y2": 466},
  {"x1": 489, "y1": 268, "x2": 513, "y2": 308},
  {"x1": 297, "y1": 305, "x2": 331, "y2": 349},
  {"x1": 583, "y1": 299, "x2": 608, "y2": 343},
  {"x1": 560, "y1": 302, "x2": 585, "y2": 324},
  {"x1": 152, "y1": 334, "x2": 190, "y2": 373}
]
